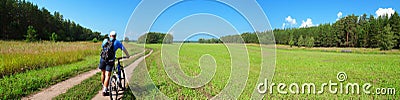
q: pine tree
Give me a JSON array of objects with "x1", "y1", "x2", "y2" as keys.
[
  {"x1": 306, "y1": 37, "x2": 315, "y2": 48},
  {"x1": 378, "y1": 24, "x2": 396, "y2": 50},
  {"x1": 289, "y1": 35, "x2": 294, "y2": 48},
  {"x1": 297, "y1": 35, "x2": 304, "y2": 47},
  {"x1": 389, "y1": 12, "x2": 400, "y2": 48}
]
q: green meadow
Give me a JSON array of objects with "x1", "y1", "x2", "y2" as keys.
[
  {"x1": 0, "y1": 41, "x2": 398, "y2": 99},
  {"x1": 129, "y1": 43, "x2": 400, "y2": 99}
]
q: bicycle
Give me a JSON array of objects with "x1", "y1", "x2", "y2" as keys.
[{"x1": 108, "y1": 56, "x2": 128, "y2": 100}]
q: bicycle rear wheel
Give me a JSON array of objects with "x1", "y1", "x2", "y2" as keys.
[{"x1": 109, "y1": 75, "x2": 118, "y2": 100}]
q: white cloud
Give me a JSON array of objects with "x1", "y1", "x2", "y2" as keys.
[
  {"x1": 337, "y1": 12, "x2": 343, "y2": 18},
  {"x1": 282, "y1": 16, "x2": 297, "y2": 29},
  {"x1": 337, "y1": 11, "x2": 343, "y2": 20},
  {"x1": 376, "y1": 8, "x2": 395, "y2": 17},
  {"x1": 285, "y1": 16, "x2": 297, "y2": 25},
  {"x1": 282, "y1": 23, "x2": 286, "y2": 29},
  {"x1": 300, "y1": 18, "x2": 314, "y2": 28}
]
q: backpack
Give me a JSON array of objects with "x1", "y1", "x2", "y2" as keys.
[{"x1": 101, "y1": 38, "x2": 116, "y2": 64}]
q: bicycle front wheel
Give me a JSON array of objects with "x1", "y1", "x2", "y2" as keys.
[
  {"x1": 120, "y1": 69, "x2": 126, "y2": 90},
  {"x1": 109, "y1": 75, "x2": 119, "y2": 100}
]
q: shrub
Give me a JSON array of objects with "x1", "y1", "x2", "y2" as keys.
[
  {"x1": 50, "y1": 32, "x2": 58, "y2": 42},
  {"x1": 92, "y1": 38, "x2": 98, "y2": 43},
  {"x1": 25, "y1": 26, "x2": 37, "y2": 42}
]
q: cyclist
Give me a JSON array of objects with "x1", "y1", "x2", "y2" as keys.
[{"x1": 98, "y1": 31, "x2": 130, "y2": 96}]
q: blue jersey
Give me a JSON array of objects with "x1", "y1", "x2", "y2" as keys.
[{"x1": 101, "y1": 38, "x2": 125, "y2": 59}]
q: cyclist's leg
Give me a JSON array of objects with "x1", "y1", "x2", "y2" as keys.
[
  {"x1": 104, "y1": 71, "x2": 111, "y2": 89},
  {"x1": 98, "y1": 59, "x2": 107, "y2": 87},
  {"x1": 103, "y1": 64, "x2": 113, "y2": 92},
  {"x1": 101, "y1": 70, "x2": 105, "y2": 85}
]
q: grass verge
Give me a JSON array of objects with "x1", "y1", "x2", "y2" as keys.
[
  {"x1": 54, "y1": 73, "x2": 102, "y2": 100},
  {"x1": 121, "y1": 86, "x2": 136, "y2": 99},
  {"x1": 0, "y1": 55, "x2": 98, "y2": 99}
]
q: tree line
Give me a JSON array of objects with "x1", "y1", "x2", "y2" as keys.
[
  {"x1": 137, "y1": 32, "x2": 173, "y2": 44},
  {"x1": 198, "y1": 38, "x2": 221, "y2": 43},
  {"x1": 199, "y1": 32, "x2": 264, "y2": 44},
  {"x1": 197, "y1": 32, "x2": 274, "y2": 45},
  {"x1": 274, "y1": 12, "x2": 400, "y2": 50},
  {"x1": 0, "y1": 0, "x2": 102, "y2": 41},
  {"x1": 198, "y1": 12, "x2": 400, "y2": 50}
]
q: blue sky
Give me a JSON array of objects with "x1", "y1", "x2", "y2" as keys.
[{"x1": 27, "y1": 0, "x2": 399, "y2": 40}]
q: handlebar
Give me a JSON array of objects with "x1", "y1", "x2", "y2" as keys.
[{"x1": 116, "y1": 56, "x2": 129, "y2": 60}]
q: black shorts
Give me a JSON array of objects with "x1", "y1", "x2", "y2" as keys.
[{"x1": 98, "y1": 59, "x2": 114, "y2": 72}]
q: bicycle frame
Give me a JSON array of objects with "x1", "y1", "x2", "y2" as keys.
[{"x1": 108, "y1": 56, "x2": 128, "y2": 99}]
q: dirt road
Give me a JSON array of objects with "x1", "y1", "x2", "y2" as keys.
[{"x1": 22, "y1": 51, "x2": 149, "y2": 100}]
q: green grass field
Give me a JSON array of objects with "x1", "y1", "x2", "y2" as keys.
[
  {"x1": 0, "y1": 41, "x2": 398, "y2": 99},
  {"x1": 129, "y1": 43, "x2": 400, "y2": 99},
  {"x1": 0, "y1": 41, "x2": 99, "y2": 77},
  {"x1": 0, "y1": 41, "x2": 143, "y2": 99}
]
